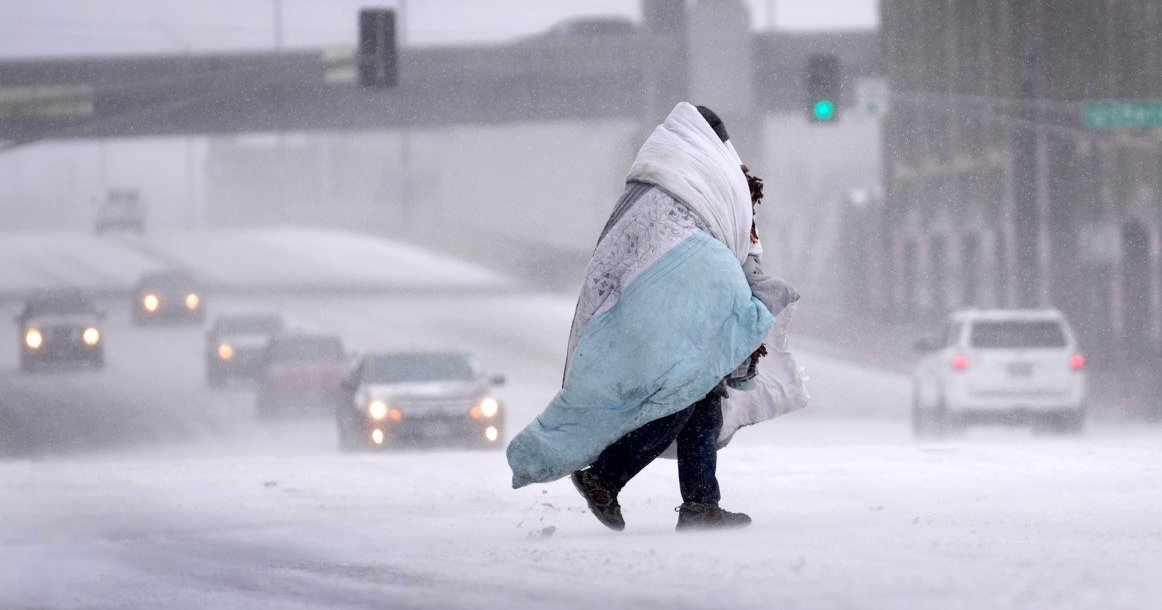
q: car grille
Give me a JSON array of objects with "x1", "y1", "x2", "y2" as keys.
[
  {"x1": 394, "y1": 396, "x2": 476, "y2": 419},
  {"x1": 45, "y1": 325, "x2": 82, "y2": 344},
  {"x1": 278, "y1": 373, "x2": 338, "y2": 390}
]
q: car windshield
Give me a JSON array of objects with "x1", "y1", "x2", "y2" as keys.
[
  {"x1": 268, "y1": 338, "x2": 344, "y2": 363},
  {"x1": 219, "y1": 316, "x2": 283, "y2": 335},
  {"x1": 27, "y1": 292, "x2": 96, "y2": 316},
  {"x1": 969, "y1": 321, "x2": 1067, "y2": 349},
  {"x1": 103, "y1": 199, "x2": 139, "y2": 212},
  {"x1": 140, "y1": 273, "x2": 193, "y2": 290},
  {"x1": 362, "y1": 354, "x2": 476, "y2": 384},
  {"x1": 554, "y1": 19, "x2": 635, "y2": 37}
]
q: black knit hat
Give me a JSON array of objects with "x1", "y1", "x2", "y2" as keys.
[{"x1": 696, "y1": 105, "x2": 729, "y2": 142}]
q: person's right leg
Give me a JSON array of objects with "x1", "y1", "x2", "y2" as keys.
[{"x1": 590, "y1": 404, "x2": 695, "y2": 490}]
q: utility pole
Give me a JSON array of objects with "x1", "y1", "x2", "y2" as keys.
[
  {"x1": 398, "y1": 0, "x2": 411, "y2": 224},
  {"x1": 1011, "y1": 1, "x2": 1044, "y2": 308},
  {"x1": 398, "y1": 0, "x2": 408, "y2": 46},
  {"x1": 273, "y1": 0, "x2": 285, "y2": 223},
  {"x1": 185, "y1": 138, "x2": 196, "y2": 228},
  {"x1": 273, "y1": 0, "x2": 283, "y2": 50},
  {"x1": 97, "y1": 139, "x2": 107, "y2": 194}
]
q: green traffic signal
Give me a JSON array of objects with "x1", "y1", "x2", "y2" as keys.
[{"x1": 813, "y1": 99, "x2": 836, "y2": 122}]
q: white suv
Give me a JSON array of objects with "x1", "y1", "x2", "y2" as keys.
[{"x1": 912, "y1": 309, "x2": 1087, "y2": 436}]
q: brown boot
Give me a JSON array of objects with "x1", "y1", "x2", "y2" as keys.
[
  {"x1": 675, "y1": 502, "x2": 751, "y2": 531},
  {"x1": 571, "y1": 469, "x2": 625, "y2": 531}
]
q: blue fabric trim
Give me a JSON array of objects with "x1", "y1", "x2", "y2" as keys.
[{"x1": 507, "y1": 231, "x2": 773, "y2": 488}]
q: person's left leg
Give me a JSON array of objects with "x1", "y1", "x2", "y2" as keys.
[
  {"x1": 674, "y1": 390, "x2": 752, "y2": 530},
  {"x1": 675, "y1": 391, "x2": 723, "y2": 504}
]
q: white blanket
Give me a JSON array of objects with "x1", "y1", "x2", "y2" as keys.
[
  {"x1": 719, "y1": 301, "x2": 810, "y2": 447},
  {"x1": 626, "y1": 102, "x2": 754, "y2": 264}
]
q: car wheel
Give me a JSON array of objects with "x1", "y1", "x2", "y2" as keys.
[
  {"x1": 932, "y1": 398, "x2": 964, "y2": 437},
  {"x1": 336, "y1": 412, "x2": 364, "y2": 452},
  {"x1": 911, "y1": 389, "x2": 939, "y2": 439},
  {"x1": 1051, "y1": 411, "x2": 1085, "y2": 435},
  {"x1": 913, "y1": 391, "x2": 958, "y2": 440},
  {"x1": 256, "y1": 392, "x2": 279, "y2": 419},
  {"x1": 206, "y1": 367, "x2": 224, "y2": 388}
]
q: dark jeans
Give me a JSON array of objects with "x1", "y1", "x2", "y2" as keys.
[{"x1": 589, "y1": 390, "x2": 723, "y2": 504}]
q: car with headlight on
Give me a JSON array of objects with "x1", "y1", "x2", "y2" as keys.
[
  {"x1": 15, "y1": 288, "x2": 105, "y2": 372},
  {"x1": 256, "y1": 333, "x2": 348, "y2": 418},
  {"x1": 205, "y1": 312, "x2": 285, "y2": 387},
  {"x1": 336, "y1": 351, "x2": 506, "y2": 451},
  {"x1": 132, "y1": 270, "x2": 203, "y2": 324},
  {"x1": 912, "y1": 308, "x2": 1087, "y2": 437}
]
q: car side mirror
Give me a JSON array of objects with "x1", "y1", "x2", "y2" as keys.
[
  {"x1": 13, "y1": 314, "x2": 23, "y2": 325},
  {"x1": 913, "y1": 338, "x2": 940, "y2": 353},
  {"x1": 489, "y1": 374, "x2": 507, "y2": 386}
]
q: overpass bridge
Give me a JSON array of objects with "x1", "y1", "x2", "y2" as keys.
[{"x1": 0, "y1": 30, "x2": 879, "y2": 147}]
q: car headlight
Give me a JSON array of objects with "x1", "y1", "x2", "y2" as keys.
[
  {"x1": 142, "y1": 293, "x2": 160, "y2": 312},
  {"x1": 185, "y1": 293, "x2": 200, "y2": 310},
  {"x1": 479, "y1": 397, "x2": 500, "y2": 418},
  {"x1": 217, "y1": 343, "x2": 235, "y2": 360},
  {"x1": 24, "y1": 328, "x2": 43, "y2": 350},
  {"x1": 82, "y1": 327, "x2": 101, "y2": 346},
  {"x1": 368, "y1": 400, "x2": 388, "y2": 420}
]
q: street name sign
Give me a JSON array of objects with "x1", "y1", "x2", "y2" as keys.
[{"x1": 1084, "y1": 101, "x2": 1162, "y2": 128}]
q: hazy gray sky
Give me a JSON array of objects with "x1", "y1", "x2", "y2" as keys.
[{"x1": 0, "y1": 0, "x2": 877, "y2": 58}]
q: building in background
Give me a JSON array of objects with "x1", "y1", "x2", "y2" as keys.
[{"x1": 874, "y1": 1, "x2": 1162, "y2": 366}]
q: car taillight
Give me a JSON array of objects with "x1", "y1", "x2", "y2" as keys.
[
  {"x1": 951, "y1": 355, "x2": 969, "y2": 371},
  {"x1": 1069, "y1": 354, "x2": 1086, "y2": 371}
]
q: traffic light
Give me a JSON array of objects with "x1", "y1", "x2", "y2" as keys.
[
  {"x1": 805, "y1": 53, "x2": 840, "y2": 123},
  {"x1": 359, "y1": 8, "x2": 398, "y2": 88}
]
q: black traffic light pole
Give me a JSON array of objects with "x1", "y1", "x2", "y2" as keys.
[{"x1": 359, "y1": 9, "x2": 399, "y2": 89}]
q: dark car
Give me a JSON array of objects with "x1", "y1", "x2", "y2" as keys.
[
  {"x1": 132, "y1": 270, "x2": 203, "y2": 324},
  {"x1": 256, "y1": 333, "x2": 347, "y2": 418},
  {"x1": 541, "y1": 16, "x2": 638, "y2": 39},
  {"x1": 205, "y1": 312, "x2": 285, "y2": 387},
  {"x1": 15, "y1": 288, "x2": 105, "y2": 372},
  {"x1": 336, "y1": 351, "x2": 506, "y2": 451},
  {"x1": 94, "y1": 188, "x2": 145, "y2": 234}
]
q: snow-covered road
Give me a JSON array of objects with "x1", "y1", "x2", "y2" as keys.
[
  {"x1": 2, "y1": 230, "x2": 1160, "y2": 609},
  {"x1": 3, "y1": 425, "x2": 1160, "y2": 610}
]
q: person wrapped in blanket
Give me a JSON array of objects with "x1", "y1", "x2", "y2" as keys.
[{"x1": 506, "y1": 103, "x2": 808, "y2": 531}]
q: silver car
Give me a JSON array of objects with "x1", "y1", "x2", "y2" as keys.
[{"x1": 337, "y1": 351, "x2": 506, "y2": 451}]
